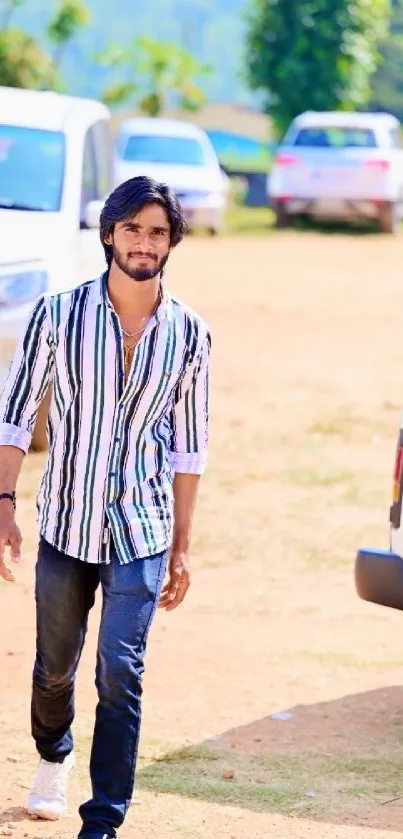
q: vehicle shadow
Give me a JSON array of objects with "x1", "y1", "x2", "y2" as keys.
[
  {"x1": 137, "y1": 685, "x2": 403, "y2": 831},
  {"x1": 293, "y1": 216, "x2": 383, "y2": 236}
]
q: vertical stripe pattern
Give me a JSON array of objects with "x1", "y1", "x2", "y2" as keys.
[{"x1": 0, "y1": 275, "x2": 210, "y2": 564}]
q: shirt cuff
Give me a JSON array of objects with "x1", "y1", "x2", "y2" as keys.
[
  {"x1": 170, "y1": 450, "x2": 207, "y2": 474},
  {"x1": 0, "y1": 423, "x2": 32, "y2": 454}
]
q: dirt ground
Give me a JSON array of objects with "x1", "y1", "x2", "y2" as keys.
[{"x1": 3, "y1": 230, "x2": 403, "y2": 838}]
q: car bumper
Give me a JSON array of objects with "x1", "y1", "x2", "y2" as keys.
[
  {"x1": 355, "y1": 547, "x2": 403, "y2": 611},
  {"x1": 182, "y1": 205, "x2": 224, "y2": 230},
  {"x1": 279, "y1": 198, "x2": 383, "y2": 220}
]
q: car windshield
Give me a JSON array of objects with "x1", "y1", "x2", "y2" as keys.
[
  {"x1": 120, "y1": 134, "x2": 207, "y2": 165},
  {"x1": 293, "y1": 127, "x2": 377, "y2": 149},
  {"x1": 0, "y1": 124, "x2": 65, "y2": 211}
]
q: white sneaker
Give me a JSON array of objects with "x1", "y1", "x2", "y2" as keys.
[{"x1": 26, "y1": 751, "x2": 75, "y2": 820}]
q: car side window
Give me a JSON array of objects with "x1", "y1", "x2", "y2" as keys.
[
  {"x1": 80, "y1": 128, "x2": 97, "y2": 225},
  {"x1": 389, "y1": 128, "x2": 402, "y2": 149},
  {"x1": 91, "y1": 119, "x2": 113, "y2": 200}
]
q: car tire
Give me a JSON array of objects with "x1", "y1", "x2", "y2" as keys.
[
  {"x1": 379, "y1": 202, "x2": 400, "y2": 234},
  {"x1": 30, "y1": 387, "x2": 51, "y2": 453},
  {"x1": 274, "y1": 201, "x2": 291, "y2": 229}
]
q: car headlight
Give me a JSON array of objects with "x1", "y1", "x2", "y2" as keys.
[{"x1": 0, "y1": 267, "x2": 49, "y2": 309}]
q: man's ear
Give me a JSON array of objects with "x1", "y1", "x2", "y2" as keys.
[{"x1": 104, "y1": 231, "x2": 113, "y2": 245}]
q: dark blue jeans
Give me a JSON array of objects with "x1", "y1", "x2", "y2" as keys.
[{"x1": 32, "y1": 537, "x2": 168, "y2": 839}]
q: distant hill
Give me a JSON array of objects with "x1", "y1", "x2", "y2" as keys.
[{"x1": 12, "y1": 0, "x2": 255, "y2": 106}]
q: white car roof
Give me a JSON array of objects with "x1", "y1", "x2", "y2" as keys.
[
  {"x1": 293, "y1": 111, "x2": 400, "y2": 129},
  {"x1": 0, "y1": 86, "x2": 109, "y2": 132},
  {"x1": 118, "y1": 117, "x2": 209, "y2": 140}
]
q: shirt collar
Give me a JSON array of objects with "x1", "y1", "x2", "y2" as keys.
[{"x1": 95, "y1": 271, "x2": 172, "y2": 322}]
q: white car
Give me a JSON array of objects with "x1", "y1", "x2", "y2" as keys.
[
  {"x1": 269, "y1": 111, "x2": 403, "y2": 233},
  {"x1": 0, "y1": 86, "x2": 113, "y2": 448},
  {"x1": 114, "y1": 117, "x2": 228, "y2": 235}
]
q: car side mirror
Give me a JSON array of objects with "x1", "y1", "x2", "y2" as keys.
[{"x1": 84, "y1": 199, "x2": 104, "y2": 229}]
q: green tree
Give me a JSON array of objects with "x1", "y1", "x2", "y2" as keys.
[
  {"x1": 100, "y1": 35, "x2": 209, "y2": 114},
  {"x1": 47, "y1": 0, "x2": 90, "y2": 70},
  {"x1": 0, "y1": 26, "x2": 56, "y2": 88},
  {"x1": 245, "y1": 0, "x2": 390, "y2": 137},
  {"x1": 369, "y1": 0, "x2": 403, "y2": 119}
]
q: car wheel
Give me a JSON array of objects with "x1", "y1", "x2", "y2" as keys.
[
  {"x1": 274, "y1": 201, "x2": 291, "y2": 229},
  {"x1": 30, "y1": 387, "x2": 51, "y2": 453},
  {"x1": 378, "y1": 202, "x2": 400, "y2": 234}
]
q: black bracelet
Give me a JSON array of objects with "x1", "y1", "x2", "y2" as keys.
[{"x1": 0, "y1": 492, "x2": 16, "y2": 510}]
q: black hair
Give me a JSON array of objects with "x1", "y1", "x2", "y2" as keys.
[{"x1": 99, "y1": 175, "x2": 187, "y2": 267}]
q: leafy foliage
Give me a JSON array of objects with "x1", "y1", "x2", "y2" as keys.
[
  {"x1": 47, "y1": 0, "x2": 90, "y2": 68},
  {"x1": 100, "y1": 35, "x2": 209, "y2": 114},
  {"x1": 245, "y1": 0, "x2": 390, "y2": 136},
  {"x1": 0, "y1": 24, "x2": 56, "y2": 88},
  {"x1": 370, "y1": 0, "x2": 403, "y2": 119}
]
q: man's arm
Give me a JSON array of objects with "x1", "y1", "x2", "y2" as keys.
[
  {"x1": 0, "y1": 446, "x2": 24, "y2": 582},
  {"x1": 0, "y1": 295, "x2": 54, "y2": 453},
  {"x1": 0, "y1": 295, "x2": 54, "y2": 582},
  {"x1": 159, "y1": 334, "x2": 210, "y2": 611}
]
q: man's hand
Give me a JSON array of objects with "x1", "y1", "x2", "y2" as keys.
[
  {"x1": 0, "y1": 505, "x2": 22, "y2": 583},
  {"x1": 159, "y1": 548, "x2": 191, "y2": 611}
]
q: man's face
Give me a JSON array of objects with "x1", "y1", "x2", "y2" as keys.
[{"x1": 106, "y1": 203, "x2": 171, "y2": 281}]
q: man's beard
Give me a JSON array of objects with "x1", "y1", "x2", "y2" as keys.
[{"x1": 112, "y1": 244, "x2": 169, "y2": 281}]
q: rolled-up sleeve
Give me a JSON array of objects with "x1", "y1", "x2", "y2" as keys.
[
  {"x1": 0, "y1": 296, "x2": 54, "y2": 453},
  {"x1": 170, "y1": 333, "x2": 211, "y2": 474}
]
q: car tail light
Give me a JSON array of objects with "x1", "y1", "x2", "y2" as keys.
[
  {"x1": 393, "y1": 446, "x2": 403, "y2": 502},
  {"x1": 365, "y1": 159, "x2": 391, "y2": 172},
  {"x1": 274, "y1": 153, "x2": 300, "y2": 167},
  {"x1": 390, "y1": 433, "x2": 403, "y2": 528}
]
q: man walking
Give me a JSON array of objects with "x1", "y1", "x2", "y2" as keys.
[{"x1": 0, "y1": 176, "x2": 210, "y2": 838}]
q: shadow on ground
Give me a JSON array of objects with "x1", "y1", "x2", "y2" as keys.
[
  {"x1": 293, "y1": 217, "x2": 383, "y2": 236},
  {"x1": 0, "y1": 806, "x2": 28, "y2": 827},
  {"x1": 137, "y1": 686, "x2": 403, "y2": 832}
]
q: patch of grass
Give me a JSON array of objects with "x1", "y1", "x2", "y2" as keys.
[
  {"x1": 137, "y1": 745, "x2": 403, "y2": 816},
  {"x1": 301, "y1": 547, "x2": 350, "y2": 570},
  {"x1": 296, "y1": 650, "x2": 403, "y2": 670},
  {"x1": 383, "y1": 400, "x2": 401, "y2": 413},
  {"x1": 224, "y1": 206, "x2": 275, "y2": 235},
  {"x1": 341, "y1": 484, "x2": 385, "y2": 508},
  {"x1": 308, "y1": 420, "x2": 346, "y2": 437},
  {"x1": 283, "y1": 467, "x2": 355, "y2": 488}
]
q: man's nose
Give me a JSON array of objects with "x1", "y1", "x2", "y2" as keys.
[{"x1": 136, "y1": 231, "x2": 153, "y2": 249}]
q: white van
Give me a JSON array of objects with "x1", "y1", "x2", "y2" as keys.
[
  {"x1": 0, "y1": 87, "x2": 113, "y2": 448},
  {"x1": 114, "y1": 117, "x2": 228, "y2": 235}
]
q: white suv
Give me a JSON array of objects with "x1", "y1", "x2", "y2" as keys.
[
  {"x1": 0, "y1": 87, "x2": 113, "y2": 448},
  {"x1": 269, "y1": 111, "x2": 403, "y2": 233}
]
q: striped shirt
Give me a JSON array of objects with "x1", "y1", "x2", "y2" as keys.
[{"x1": 0, "y1": 273, "x2": 210, "y2": 564}]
